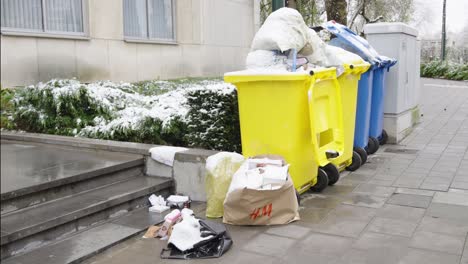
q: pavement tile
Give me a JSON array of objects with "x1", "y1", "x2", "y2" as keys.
[
  {"x1": 225, "y1": 225, "x2": 266, "y2": 243},
  {"x1": 242, "y1": 233, "x2": 296, "y2": 258},
  {"x1": 341, "y1": 193, "x2": 387, "y2": 208},
  {"x1": 432, "y1": 191, "x2": 468, "y2": 206},
  {"x1": 310, "y1": 216, "x2": 369, "y2": 238},
  {"x1": 353, "y1": 184, "x2": 396, "y2": 198},
  {"x1": 339, "y1": 248, "x2": 404, "y2": 264},
  {"x1": 394, "y1": 188, "x2": 435, "y2": 197},
  {"x1": 377, "y1": 204, "x2": 426, "y2": 222},
  {"x1": 295, "y1": 207, "x2": 331, "y2": 227},
  {"x1": 448, "y1": 188, "x2": 468, "y2": 193},
  {"x1": 366, "y1": 178, "x2": 396, "y2": 186},
  {"x1": 342, "y1": 172, "x2": 374, "y2": 182},
  {"x1": 220, "y1": 250, "x2": 277, "y2": 264},
  {"x1": 265, "y1": 224, "x2": 311, "y2": 239},
  {"x1": 321, "y1": 185, "x2": 357, "y2": 196},
  {"x1": 296, "y1": 232, "x2": 354, "y2": 256},
  {"x1": 416, "y1": 216, "x2": 468, "y2": 237},
  {"x1": 351, "y1": 232, "x2": 410, "y2": 263},
  {"x1": 367, "y1": 217, "x2": 418, "y2": 237},
  {"x1": 301, "y1": 194, "x2": 343, "y2": 209},
  {"x1": 426, "y1": 203, "x2": 468, "y2": 221},
  {"x1": 328, "y1": 204, "x2": 377, "y2": 222},
  {"x1": 420, "y1": 181, "x2": 450, "y2": 191},
  {"x1": 398, "y1": 248, "x2": 461, "y2": 264},
  {"x1": 410, "y1": 231, "x2": 465, "y2": 255},
  {"x1": 392, "y1": 178, "x2": 425, "y2": 188},
  {"x1": 387, "y1": 193, "x2": 433, "y2": 208}
]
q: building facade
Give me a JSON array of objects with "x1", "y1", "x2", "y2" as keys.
[{"x1": 1, "y1": 0, "x2": 260, "y2": 87}]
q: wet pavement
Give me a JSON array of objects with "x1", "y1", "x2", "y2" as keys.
[
  {"x1": 1, "y1": 141, "x2": 142, "y2": 194},
  {"x1": 73, "y1": 78, "x2": 468, "y2": 263}
]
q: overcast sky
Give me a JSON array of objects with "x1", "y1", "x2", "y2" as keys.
[{"x1": 411, "y1": 0, "x2": 468, "y2": 38}]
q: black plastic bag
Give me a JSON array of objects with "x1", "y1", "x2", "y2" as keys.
[{"x1": 160, "y1": 220, "x2": 232, "y2": 259}]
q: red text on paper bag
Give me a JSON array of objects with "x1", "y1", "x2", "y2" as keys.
[{"x1": 250, "y1": 203, "x2": 273, "y2": 220}]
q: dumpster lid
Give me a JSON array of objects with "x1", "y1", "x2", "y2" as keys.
[
  {"x1": 224, "y1": 67, "x2": 337, "y2": 83},
  {"x1": 323, "y1": 21, "x2": 396, "y2": 68}
]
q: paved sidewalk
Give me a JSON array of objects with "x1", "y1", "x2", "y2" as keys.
[{"x1": 84, "y1": 78, "x2": 468, "y2": 264}]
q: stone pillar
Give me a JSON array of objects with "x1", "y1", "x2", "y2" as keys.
[{"x1": 364, "y1": 23, "x2": 421, "y2": 144}]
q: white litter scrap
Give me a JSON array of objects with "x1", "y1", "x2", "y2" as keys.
[
  {"x1": 166, "y1": 195, "x2": 190, "y2": 204},
  {"x1": 148, "y1": 194, "x2": 169, "y2": 213},
  {"x1": 149, "y1": 146, "x2": 188, "y2": 166},
  {"x1": 227, "y1": 158, "x2": 290, "y2": 193},
  {"x1": 168, "y1": 208, "x2": 212, "y2": 251}
]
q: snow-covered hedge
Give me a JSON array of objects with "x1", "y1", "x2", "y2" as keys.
[
  {"x1": 421, "y1": 61, "x2": 468, "y2": 81},
  {"x1": 5, "y1": 78, "x2": 242, "y2": 152}
]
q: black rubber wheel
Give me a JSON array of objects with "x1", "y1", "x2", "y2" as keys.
[
  {"x1": 379, "y1": 129, "x2": 388, "y2": 145},
  {"x1": 346, "y1": 151, "x2": 362, "y2": 171},
  {"x1": 295, "y1": 190, "x2": 301, "y2": 206},
  {"x1": 310, "y1": 168, "x2": 329, "y2": 192},
  {"x1": 367, "y1": 137, "x2": 380, "y2": 154},
  {"x1": 323, "y1": 163, "x2": 340, "y2": 186},
  {"x1": 354, "y1": 147, "x2": 368, "y2": 164}
]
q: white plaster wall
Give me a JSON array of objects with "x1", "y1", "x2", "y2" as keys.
[{"x1": 1, "y1": 0, "x2": 256, "y2": 87}]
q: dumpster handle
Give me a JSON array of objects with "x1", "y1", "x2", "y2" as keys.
[{"x1": 307, "y1": 76, "x2": 345, "y2": 166}]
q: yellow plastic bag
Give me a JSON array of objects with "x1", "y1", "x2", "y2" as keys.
[{"x1": 205, "y1": 152, "x2": 245, "y2": 218}]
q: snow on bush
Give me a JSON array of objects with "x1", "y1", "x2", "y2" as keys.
[
  {"x1": 8, "y1": 78, "x2": 241, "y2": 151},
  {"x1": 421, "y1": 61, "x2": 468, "y2": 81}
]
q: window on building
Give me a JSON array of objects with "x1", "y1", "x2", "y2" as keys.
[
  {"x1": 123, "y1": 0, "x2": 175, "y2": 42},
  {"x1": 0, "y1": 0, "x2": 86, "y2": 36}
]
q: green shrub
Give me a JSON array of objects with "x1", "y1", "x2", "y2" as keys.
[
  {"x1": 421, "y1": 61, "x2": 468, "y2": 81},
  {"x1": 0, "y1": 87, "x2": 16, "y2": 129},
  {"x1": 5, "y1": 78, "x2": 241, "y2": 152},
  {"x1": 185, "y1": 84, "x2": 241, "y2": 152}
]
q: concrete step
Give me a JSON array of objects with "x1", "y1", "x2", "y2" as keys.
[
  {"x1": 0, "y1": 176, "x2": 173, "y2": 259},
  {"x1": 1, "y1": 202, "x2": 206, "y2": 264},
  {"x1": 1, "y1": 157, "x2": 144, "y2": 216}
]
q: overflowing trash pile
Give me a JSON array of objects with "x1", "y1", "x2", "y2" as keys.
[
  {"x1": 145, "y1": 7, "x2": 400, "y2": 261},
  {"x1": 245, "y1": 7, "x2": 365, "y2": 74}
]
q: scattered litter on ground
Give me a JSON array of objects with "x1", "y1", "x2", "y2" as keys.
[
  {"x1": 166, "y1": 195, "x2": 191, "y2": 209},
  {"x1": 148, "y1": 194, "x2": 169, "y2": 213},
  {"x1": 161, "y1": 209, "x2": 232, "y2": 259}
]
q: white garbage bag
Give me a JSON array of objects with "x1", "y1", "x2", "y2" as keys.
[{"x1": 251, "y1": 7, "x2": 310, "y2": 52}]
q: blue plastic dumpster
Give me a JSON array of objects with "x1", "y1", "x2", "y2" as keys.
[{"x1": 324, "y1": 21, "x2": 396, "y2": 156}]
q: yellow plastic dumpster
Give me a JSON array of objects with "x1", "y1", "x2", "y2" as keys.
[
  {"x1": 224, "y1": 68, "x2": 344, "y2": 193},
  {"x1": 332, "y1": 63, "x2": 371, "y2": 172}
]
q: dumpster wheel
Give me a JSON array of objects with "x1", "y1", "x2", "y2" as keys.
[
  {"x1": 379, "y1": 129, "x2": 388, "y2": 145},
  {"x1": 323, "y1": 163, "x2": 340, "y2": 186},
  {"x1": 310, "y1": 168, "x2": 329, "y2": 192},
  {"x1": 354, "y1": 147, "x2": 368, "y2": 164},
  {"x1": 346, "y1": 151, "x2": 362, "y2": 172},
  {"x1": 367, "y1": 137, "x2": 380, "y2": 154}
]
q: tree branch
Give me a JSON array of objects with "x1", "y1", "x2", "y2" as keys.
[{"x1": 349, "y1": 1, "x2": 365, "y2": 28}]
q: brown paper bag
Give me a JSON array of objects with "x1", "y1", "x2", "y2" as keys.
[{"x1": 223, "y1": 176, "x2": 300, "y2": 225}]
